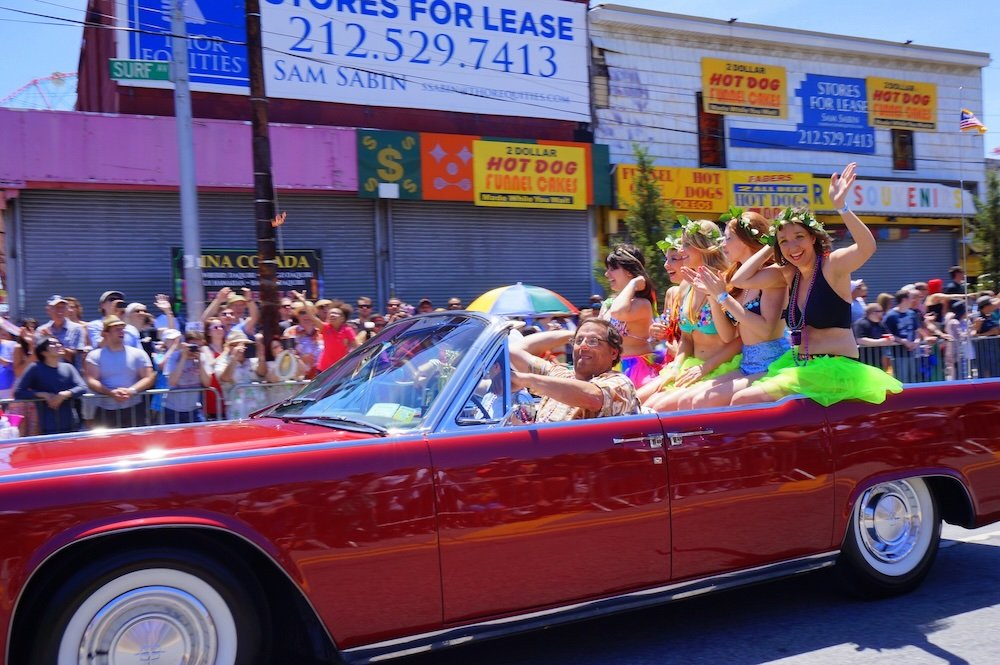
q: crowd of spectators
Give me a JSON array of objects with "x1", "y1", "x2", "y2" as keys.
[
  {"x1": 848, "y1": 266, "x2": 1000, "y2": 382},
  {"x1": 2, "y1": 267, "x2": 998, "y2": 437},
  {"x1": 0, "y1": 289, "x2": 465, "y2": 437}
]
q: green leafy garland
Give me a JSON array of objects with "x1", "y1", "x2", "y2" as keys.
[
  {"x1": 769, "y1": 207, "x2": 825, "y2": 240},
  {"x1": 719, "y1": 206, "x2": 774, "y2": 246}
]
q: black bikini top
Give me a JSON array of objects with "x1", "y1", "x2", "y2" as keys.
[{"x1": 789, "y1": 260, "x2": 852, "y2": 330}]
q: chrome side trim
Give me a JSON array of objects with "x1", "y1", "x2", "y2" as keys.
[{"x1": 342, "y1": 551, "x2": 839, "y2": 664}]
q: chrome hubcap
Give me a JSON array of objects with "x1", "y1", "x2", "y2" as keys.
[
  {"x1": 79, "y1": 586, "x2": 217, "y2": 664},
  {"x1": 859, "y1": 481, "x2": 922, "y2": 564}
]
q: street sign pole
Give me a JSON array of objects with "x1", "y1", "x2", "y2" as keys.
[{"x1": 171, "y1": 0, "x2": 205, "y2": 325}]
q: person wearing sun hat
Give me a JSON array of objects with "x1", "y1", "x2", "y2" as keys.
[
  {"x1": 728, "y1": 163, "x2": 903, "y2": 406},
  {"x1": 83, "y1": 315, "x2": 155, "y2": 428},
  {"x1": 37, "y1": 295, "x2": 86, "y2": 365},
  {"x1": 214, "y1": 330, "x2": 273, "y2": 417}
]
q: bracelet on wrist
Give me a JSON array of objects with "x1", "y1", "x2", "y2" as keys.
[
  {"x1": 839, "y1": 204, "x2": 850, "y2": 213},
  {"x1": 716, "y1": 292, "x2": 729, "y2": 305}
]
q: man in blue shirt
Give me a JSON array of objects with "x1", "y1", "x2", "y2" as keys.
[{"x1": 883, "y1": 290, "x2": 922, "y2": 383}]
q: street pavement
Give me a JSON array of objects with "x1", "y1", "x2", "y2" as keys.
[{"x1": 404, "y1": 524, "x2": 1000, "y2": 665}]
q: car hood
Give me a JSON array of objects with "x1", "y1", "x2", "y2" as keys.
[{"x1": 0, "y1": 418, "x2": 378, "y2": 478}]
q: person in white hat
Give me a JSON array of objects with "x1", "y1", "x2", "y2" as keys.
[
  {"x1": 38, "y1": 295, "x2": 86, "y2": 365},
  {"x1": 850, "y1": 279, "x2": 867, "y2": 323}
]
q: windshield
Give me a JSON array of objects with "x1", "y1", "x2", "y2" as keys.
[{"x1": 264, "y1": 314, "x2": 489, "y2": 431}]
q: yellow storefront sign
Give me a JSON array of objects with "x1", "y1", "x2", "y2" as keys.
[
  {"x1": 866, "y1": 77, "x2": 937, "y2": 131},
  {"x1": 728, "y1": 171, "x2": 832, "y2": 219},
  {"x1": 616, "y1": 165, "x2": 727, "y2": 214},
  {"x1": 702, "y1": 58, "x2": 787, "y2": 118},
  {"x1": 473, "y1": 141, "x2": 587, "y2": 210}
]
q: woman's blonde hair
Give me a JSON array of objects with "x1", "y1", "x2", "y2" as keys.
[{"x1": 682, "y1": 220, "x2": 728, "y2": 323}]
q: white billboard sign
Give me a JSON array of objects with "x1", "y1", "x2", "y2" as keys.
[{"x1": 116, "y1": 0, "x2": 590, "y2": 121}]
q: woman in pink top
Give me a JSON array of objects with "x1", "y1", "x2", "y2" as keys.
[{"x1": 300, "y1": 300, "x2": 358, "y2": 372}]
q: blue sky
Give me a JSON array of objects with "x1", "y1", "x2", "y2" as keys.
[{"x1": 0, "y1": 0, "x2": 996, "y2": 155}]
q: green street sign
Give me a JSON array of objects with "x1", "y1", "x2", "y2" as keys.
[{"x1": 109, "y1": 59, "x2": 170, "y2": 81}]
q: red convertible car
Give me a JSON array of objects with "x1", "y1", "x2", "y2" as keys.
[{"x1": 2, "y1": 312, "x2": 1000, "y2": 664}]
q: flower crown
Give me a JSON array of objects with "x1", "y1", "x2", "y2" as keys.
[
  {"x1": 769, "y1": 207, "x2": 825, "y2": 238},
  {"x1": 655, "y1": 233, "x2": 683, "y2": 253},
  {"x1": 676, "y1": 215, "x2": 722, "y2": 244},
  {"x1": 719, "y1": 206, "x2": 774, "y2": 247}
]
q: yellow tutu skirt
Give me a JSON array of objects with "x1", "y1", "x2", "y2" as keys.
[
  {"x1": 658, "y1": 353, "x2": 743, "y2": 391},
  {"x1": 752, "y1": 349, "x2": 903, "y2": 406}
]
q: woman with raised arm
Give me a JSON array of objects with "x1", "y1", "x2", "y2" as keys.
[
  {"x1": 730, "y1": 163, "x2": 903, "y2": 406},
  {"x1": 641, "y1": 219, "x2": 741, "y2": 411},
  {"x1": 600, "y1": 244, "x2": 662, "y2": 387},
  {"x1": 667, "y1": 209, "x2": 790, "y2": 410}
]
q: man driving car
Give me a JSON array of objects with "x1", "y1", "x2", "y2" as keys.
[{"x1": 508, "y1": 319, "x2": 640, "y2": 422}]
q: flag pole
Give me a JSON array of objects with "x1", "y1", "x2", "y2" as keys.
[{"x1": 959, "y1": 86, "x2": 969, "y2": 297}]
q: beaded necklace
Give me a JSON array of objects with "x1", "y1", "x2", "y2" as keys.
[{"x1": 787, "y1": 255, "x2": 820, "y2": 364}]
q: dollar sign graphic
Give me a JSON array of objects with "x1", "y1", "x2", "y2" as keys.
[
  {"x1": 403, "y1": 179, "x2": 417, "y2": 193},
  {"x1": 362, "y1": 135, "x2": 377, "y2": 151},
  {"x1": 401, "y1": 136, "x2": 415, "y2": 150},
  {"x1": 364, "y1": 177, "x2": 379, "y2": 192},
  {"x1": 377, "y1": 147, "x2": 404, "y2": 182}
]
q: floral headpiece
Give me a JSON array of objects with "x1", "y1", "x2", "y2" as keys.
[
  {"x1": 655, "y1": 233, "x2": 683, "y2": 253},
  {"x1": 769, "y1": 207, "x2": 825, "y2": 239},
  {"x1": 677, "y1": 215, "x2": 722, "y2": 244},
  {"x1": 719, "y1": 206, "x2": 774, "y2": 246}
]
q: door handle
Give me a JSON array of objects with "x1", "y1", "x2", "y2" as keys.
[
  {"x1": 666, "y1": 429, "x2": 714, "y2": 447},
  {"x1": 612, "y1": 434, "x2": 664, "y2": 449}
]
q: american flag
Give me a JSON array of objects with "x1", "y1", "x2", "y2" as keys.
[{"x1": 960, "y1": 108, "x2": 987, "y2": 133}]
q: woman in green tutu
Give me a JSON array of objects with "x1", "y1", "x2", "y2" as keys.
[
  {"x1": 641, "y1": 219, "x2": 742, "y2": 410},
  {"x1": 730, "y1": 163, "x2": 903, "y2": 407}
]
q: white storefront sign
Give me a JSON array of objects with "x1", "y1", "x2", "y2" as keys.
[
  {"x1": 847, "y1": 179, "x2": 975, "y2": 216},
  {"x1": 116, "y1": 0, "x2": 589, "y2": 121}
]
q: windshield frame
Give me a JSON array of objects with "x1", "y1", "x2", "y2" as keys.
[{"x1": 260, "y1": 312, "x2": 510, "y2": 434}]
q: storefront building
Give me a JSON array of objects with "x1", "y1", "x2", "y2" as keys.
[
  {"x1": 1, "y1": 0, "x2": 602, "y2": 319},
  {"x1": 590, "y1": 6, "x2": 990, "y2": 296}
]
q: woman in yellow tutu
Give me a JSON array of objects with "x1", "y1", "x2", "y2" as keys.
[
  {"x1": 668, "y1": 209, "x2": 790, "y2": 410},
  {"x1": 730, "y1": 163, "x2": 903, "y2": 407},
  {"x1": 641, "y1": 219, "x2": 742, "y2": 410}
]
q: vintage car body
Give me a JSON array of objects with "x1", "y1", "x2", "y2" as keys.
[{"x1": 2, "y1": 312, "x2": 999, "y2": 664}]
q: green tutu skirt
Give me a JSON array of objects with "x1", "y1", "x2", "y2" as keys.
[
  {"x1": 752, "y1": 349, "x2": 903, "y2": 406},
  {"x1": 658, "y1": 353, "x2": 743, "y2": 391}
]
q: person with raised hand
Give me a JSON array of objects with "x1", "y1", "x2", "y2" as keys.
[
  {"x1": 729, "y1": 163, "x2": 902, "y2": 406},
  {"x1": 666, "y1": 209, "x2": 790, "y2": 410},
  {"x1": 641, "y1": 218, "x2": 741, "y2": 411},
  {"x1": 599, "y1": 243, "x2": 661, "y2": 387}
]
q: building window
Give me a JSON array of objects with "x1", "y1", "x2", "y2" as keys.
[
  {"x1": 892, "y1": 129, "x2": 915, "y2": 171},
  {"x1": 697, "y1": 92, "x2": 726, "y2": 168}
]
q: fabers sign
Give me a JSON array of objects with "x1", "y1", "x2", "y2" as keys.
[{"x1": 115, "y1": 0, "x2": 589, "y2": 121}]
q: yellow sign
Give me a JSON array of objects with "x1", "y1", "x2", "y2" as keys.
[
  {"x1": 728, "y1": 171, "x2": 832, "y2": 219},
  {"x1": 866, "y1": 77, "x2": 937, "y2": 131},
  {"x1": 702, "y1": 58, "x2": 787, "y2": 118},
  {"x1": 615, "y1": 165, "x2": 728, "y2": 214},
  {"x1": 473, "y1": 141, "x2": 587, "y2": 210}
]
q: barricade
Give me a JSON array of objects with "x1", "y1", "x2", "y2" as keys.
[
  {"x1": 224, "y1": 380, "x2": 310, "y2": 420},
  {"x1": 1, "y1": 386, "x2": 223, "y2": 437},
  {"x1": 971, "y1": 336, "x2": 1000, "y2": 379},
  {"x1": 857, "y1": 341, "x2": 944, "y2": 384}
]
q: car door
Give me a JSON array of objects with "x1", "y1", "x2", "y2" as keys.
[
  {"x1": 428, "y1": 356, "x2": 670, "y2": 623},
  {"x1": 662, "y1": 397, "x2": 834, "y2": 581}
]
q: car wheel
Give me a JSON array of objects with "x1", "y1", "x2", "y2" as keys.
[
  {"x1": 32, "y1": 548, "x2": 264, "y2": 665},
  {"x1": 838, "y1": 477, "x2": 941, "y2": 598}
]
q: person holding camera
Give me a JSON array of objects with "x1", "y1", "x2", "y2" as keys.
[
  {"x1": 162, "y1": 331, "x2": 211, "y2": 424},
  {"x1": 215, "y1": 330, "x2": 274, "y2": 418}
]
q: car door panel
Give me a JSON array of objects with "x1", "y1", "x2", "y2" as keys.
[
  {"x1": 663, "y1": 398, "x2": 834, "y2": 581},
  {"x1": 429, "y1": 413, "x2": 670, "y2": 623}
]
